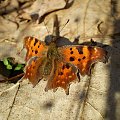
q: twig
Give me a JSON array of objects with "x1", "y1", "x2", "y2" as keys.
[
  {"x1": 0, "y1": 73, "x2": 24, "y2": 83},
  {"x1": 6, "y1": 83, "x2": 20, "y2": 120}
]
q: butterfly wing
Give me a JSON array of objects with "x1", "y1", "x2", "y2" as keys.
[
  {"x1": 24, "y1": 36, "x2": 48, "y2": 86},
  {"x1": 45, "y1": 62, "x2": 80, "y2": 95},
  {"x1": 24, "y1": 36, "x2": 48, "y2": 61},
  {"x1": 58, "y1": 45, "x2": 107, "y2": 76},
  {"x1": 24, "y1": 56, "x2": 47, "y2": 86}
]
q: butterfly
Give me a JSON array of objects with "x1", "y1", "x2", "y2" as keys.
[{"x1": 23, "y1": 15, "x2": 107, "y2": 95}]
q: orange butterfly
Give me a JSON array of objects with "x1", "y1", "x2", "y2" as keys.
[{"x1": 23, "y1": 15, "x2": 107, "y2": 95}]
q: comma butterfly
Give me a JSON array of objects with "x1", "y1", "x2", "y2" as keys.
[{"x1": 23, "y1": 15, "x2": 107, "y2": 95}]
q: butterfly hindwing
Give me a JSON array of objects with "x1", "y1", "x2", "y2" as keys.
[
  {"x1": 24, "y1": 57, "x2": 48, "y2": 86},
  {"x1": 45, "y1": 62, "x2": 79, "y2": 95}
]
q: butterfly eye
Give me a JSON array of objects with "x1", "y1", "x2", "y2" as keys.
[{"x1": 45, "y1": 35, "x2": 53, "y2": 45}]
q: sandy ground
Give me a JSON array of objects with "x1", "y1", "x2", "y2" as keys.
[{"x1": 0, "y1": 0, "x2": 120, "y2": 120}]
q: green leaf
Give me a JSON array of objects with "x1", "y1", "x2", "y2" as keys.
[
  {"x1": 14, "y1": 64, "x2": 24, "y2": 71},
  {"x1": 7, "y1": 64, "x2": 12, "y2": 70},
  {"x1": 3, "y1": 58, "x2": 9, "y2": 66}
]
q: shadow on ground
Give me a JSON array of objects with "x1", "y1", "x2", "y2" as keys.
[{"x1": 106, "y1": 0, "x2": 120, "y2": 120}]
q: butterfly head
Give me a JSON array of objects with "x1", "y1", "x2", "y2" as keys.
[{"x1": 45, "y1": 35, "x2": 59, "y2": 45}]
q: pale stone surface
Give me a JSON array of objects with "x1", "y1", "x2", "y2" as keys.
[{"x1": 0, "y1": 0, "x2": 120, "y2": 120}]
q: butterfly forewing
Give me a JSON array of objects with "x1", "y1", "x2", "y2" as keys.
[
  {"x1": 24, "y1": 36, "x2": 48, "y2": 61},
  {"x1": 58, "y1": 45, "x2": 107, "y2": 76}
]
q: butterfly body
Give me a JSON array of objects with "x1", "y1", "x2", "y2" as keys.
[
  {"x1": 23, "y1": 15, "x2": 108, "y2": 95},
  {"x1": 41, "y1": 42, "x2": 60, "y2": 78}
]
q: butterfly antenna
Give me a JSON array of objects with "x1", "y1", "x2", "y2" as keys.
[{"x1": 59, "y1": 19, "x2": 69, "y2": 33}]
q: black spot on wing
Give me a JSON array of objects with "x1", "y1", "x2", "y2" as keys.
[
  {"x1": 69, "y1": 57, "x2": 75, "y2": 61},
  {"x1": 34, "y1": 38, "x2": 38, "y2": 46},
  {"x1": 82, "y1": 56, "x2": 86, "y2": 59},
  {"x1": 66, "y1": 64, "x2": 70, "y2": 69},
  {"x1": 78, "y1": 58, "x2": 81, "y2": 62},
  {"x1": 70, "y1": 48, "x2": 72, "y2": 50},
  {"x1": 70, "y1": 51, "x2": 73, "y2": 54},
  {"x1": 35, "y1": 50, "x2": 38, "y2": 54},
  {"x1": 62, "y1": 65, "x2": 65, "y2": 70}
]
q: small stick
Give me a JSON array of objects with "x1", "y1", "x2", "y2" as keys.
[{"x1": 0, "y1": 73, "x2": 24, "y2": 83}]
